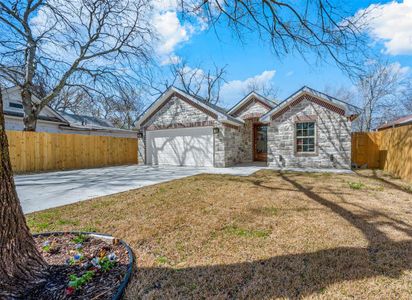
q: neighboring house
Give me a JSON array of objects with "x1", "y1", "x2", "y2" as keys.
[
  {"x1": 2, "y1": 86, "x2": 137, "y2": 139},
  {"x1": 136, "y1": 86, "x2": 360, "y2": 169},
  {"x1": 376, "y1": 114, "x2": 412, "y2": 131}
]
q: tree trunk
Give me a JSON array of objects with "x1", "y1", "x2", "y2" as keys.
[
  {"x1": 21, "y1": 87, "x2": 38, "y2": 132},
  {"x1": 0, "y1": 89, "x2": 47, "y2": 298}
]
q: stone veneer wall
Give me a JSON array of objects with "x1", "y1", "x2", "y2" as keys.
[
  {"x1": 137, "y1": 136, "x2": 146, "y2": 164},
  {"x1": 223, "y1": 125, "x2": 243, "y2": 166},
  {"x1": 236, "y1": 100, "x2": 271, "y2": 119},
  {"x1": 267, "y1": 98, "x2": 351, "y2": 169}
]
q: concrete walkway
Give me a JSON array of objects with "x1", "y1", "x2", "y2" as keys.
[{"x1": 16, "y1": 164, "x2": 267, "y2": 214}]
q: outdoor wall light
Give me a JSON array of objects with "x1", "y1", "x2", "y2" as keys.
[
  {"x1": 330, "y1": 154, "x2": 334, "y2": 162},
  {"x1": 137, "y1": 131, "x2": 143, "y2": 138},
  {"x1": 213, "y1": 127, "x2": 220, "y2": 134}
]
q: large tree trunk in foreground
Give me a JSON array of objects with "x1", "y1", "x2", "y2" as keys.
[{"x1": 0, "y1": 90, "x2": 47, "y2": 297}]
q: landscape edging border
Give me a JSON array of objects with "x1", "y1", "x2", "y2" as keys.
[{"x1": 32, "y1": 231, "x2": 134, "y2": 300}]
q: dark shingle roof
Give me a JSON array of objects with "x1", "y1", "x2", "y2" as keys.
[
  {"x1": 58, "y1": 111, "x2": 115, "y2": 129},
  {"x1": 377, "y1": 114, "x2": 412, "y2": 130},
  {"x1": 4, "y1": 110, "x2": 66, "y2": 123}
]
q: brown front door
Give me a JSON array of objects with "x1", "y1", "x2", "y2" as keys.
[{"x1": 253, "y1": 124, "x2": 267, "y2": 161}]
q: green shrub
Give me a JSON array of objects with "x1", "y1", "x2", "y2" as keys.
[{"x1": 348, "y1": 182, "x2": 365, "y2": 190}]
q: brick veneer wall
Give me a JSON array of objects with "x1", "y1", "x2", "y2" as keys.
[{"x1": 267, "y1": 98, "x2": 351, "y2": 169}]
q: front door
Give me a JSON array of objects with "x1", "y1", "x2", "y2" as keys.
[{"x1": 253, "y1": 124, "x2": 267, "y2": 161}]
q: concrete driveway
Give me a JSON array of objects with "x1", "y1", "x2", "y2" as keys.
[{"x1": 16, "y1": 164, "x2": 267, "y2": 214}]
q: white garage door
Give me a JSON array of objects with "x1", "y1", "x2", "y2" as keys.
[{"x1": 146, "y1": 127, "x2": 214, "y2": 167}]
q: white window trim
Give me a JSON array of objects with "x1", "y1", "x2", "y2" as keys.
[{"x1": 295, "y1": 121, "x2": 317, "y2": 155}]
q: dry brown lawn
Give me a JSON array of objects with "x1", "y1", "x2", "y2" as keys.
[{"x1": 27, "y1": 169, "x2": 412, "y2": 299}]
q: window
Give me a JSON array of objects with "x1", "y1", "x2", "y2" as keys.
[
  {"x1": 296, "y1": 122, "x2": 315, "y2": 153},
  {"x1": 9, "y1": 102, "x2": 23, "y2": 109}
]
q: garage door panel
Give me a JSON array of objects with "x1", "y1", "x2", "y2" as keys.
[{"x1": 147, "y1": 127, "x2": 213, "y2": 167}]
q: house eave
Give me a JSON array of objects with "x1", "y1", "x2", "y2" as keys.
[
  {"x1": 227, "y1": 92, "x2": 276, "y2": 115},
  {"x1": 260, "y1": 88, "x2": 358, "y2": 122}
]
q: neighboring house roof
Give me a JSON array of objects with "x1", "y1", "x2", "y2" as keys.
[
  {"x1": 260, "y1": 86, "x2": 361, "y2": 122},
  {"x1": 4, "y1": 109, "x2": 67, "y2": 124},
  {"x1": 2, "y1": 86, "x2": 136, "y2": 134},
  {"x1": 59, "y1": 111, "x2": 114, "y2": 128},
  {"x1": 377, "y1": 114, "x2": 412, "y2": 131},
  {"x1": 227, "y1": 91, "x2": 277, "y2": 115},
  {"x1": 58, "y1": 111, "x2": 136, "y2": 133},
  {"x1": 136, "y1": 86, "x2": 244, "y2": 128}
]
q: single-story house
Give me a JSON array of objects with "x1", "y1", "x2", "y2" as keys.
[
  {"x1": 376, "y1": 114, "x2": 412, "y2": 131},
  {"x1": 136, "y1": 86, "x2": 360, "y2": 169},
  {"x1": 2, "y1": 86, "x2": 137, "y2": 139}
]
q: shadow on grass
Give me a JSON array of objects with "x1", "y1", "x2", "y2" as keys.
[
  {"x1": 133, "y1": 173, "x2": 412, "y2": 299},
  {"x1": 357, "y1": 169, "x2": 412, "y2": 195}
]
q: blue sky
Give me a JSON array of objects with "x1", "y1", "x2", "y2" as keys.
[{"x1": 152, "y1": 0, "x2": 412, "y2": 108}]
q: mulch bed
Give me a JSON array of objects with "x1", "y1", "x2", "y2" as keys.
[{"x1": 25, "y1": 233, "x2": 130, "y2": 300}]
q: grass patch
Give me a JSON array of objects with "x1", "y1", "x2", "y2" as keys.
[
  {"x1": 155, "y1": 256, "x2": 169, "y2": 265},
  {"x1": 222, "y1": 224, "x2": 270, "y2": 238},
  {"x1": 250, "y1": 206, "x2": 279, "y2": 216},
  {"x1": 348, "y1": 181, "x2": 365, "y2": 190},
  {"x1": 57, "y1": 219, "x2": 79, "y2": 226}
]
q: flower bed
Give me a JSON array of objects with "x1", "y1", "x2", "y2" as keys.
[{"x1": 27, "y1": 232, "x2": 133, "y2": 299}]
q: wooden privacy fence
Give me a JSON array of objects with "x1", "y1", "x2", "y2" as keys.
[
  {"x1": 352, "y1": 124, "x2": 412, "y2": 182},
  {"x1": 6, "y1": 130, "x2": 138, "y2": 173}
]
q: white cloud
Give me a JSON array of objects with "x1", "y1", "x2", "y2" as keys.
[
  {"x1": 151, "y1": 0, "x2": 206, "y2": 64},
  {"x1": 388, "y1": 61, "x2": 410, "y2": 76},
  {"x1": 220, "y1": 70, "x2": 276, "y2": 105},
  {"x1": 152, "y1": 11, "x2": 191, "y2": 56},
  {"x1": 355, "y1": 0, "x2": 412, "y2": 55}
]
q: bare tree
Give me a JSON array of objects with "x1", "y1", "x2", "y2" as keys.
[
  {"x1": 166, "y1": 61, "x2": 227, "y2": 104},
  {"x1": 357, "y1": 62, "x2": 406, "y2": 131},
  {"x1": 52, "y1": 84, "x2": 144, "y2": 130},
  {"x1": 324, "y1": 62, "x2": 410, "y2": 131},
  {"x1": 244, "y1": 78, "x2": 279, "y2": 101},
  {"x1": 51, "y1": 86, "x2": 97, "y2": 115},
  {"x1": 0, "y1": 0, "x2": 152, "y2": 131},
  {"x1": 96, "y1": 85, "x2": 145, "y2": 129},
  {"x1": 180, "y1": 0, "x2": 369, "y2": 75},
  {"x1": 400, "y1": 80, "x2": 412, "y2": 114}
]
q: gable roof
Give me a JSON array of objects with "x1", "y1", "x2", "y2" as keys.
[
  {"x1": 227, "y1": 91, "x2": 277, "y2": 116},
  {"x1": 377, "y1": 114, "x2": 412, "y2": 130},
  {"x1": 2, "y1": 86, "x2": 68, "y2": 123},
  {"x1": 260, "y1": 86, "x2": 361, "y2": 122},
  {"x1": 136, "y1": 87, "x2": 244, "y2": 128}
]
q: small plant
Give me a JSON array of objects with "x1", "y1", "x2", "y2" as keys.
[
  {"x1": 67, "y1": 253, "x2": 84, "y2": 265},
  {"x1": 42, "y1": 240, "x2": 59, "y2": 254},
  {"x1": 66, "y1": 271, "x2": 95, "y2": 295},
  {"x1": 348, "y1": 182, "x2": 365, "y2": 190},
  {"x1": 72, "y1": 234, "x2": 87, "y2": 244},
  {"x1": 99, "y1": 256, "x2": 116, "y2": 272},
  {"x1": 90, "y1": 253, "x2": 117, "y2": 272},
  {"x1": 42, "y1": 241, "x2": 51, "y2": 252},
  {"x1": 155, "y1": 256, "x2": 168, "y2": 265}
]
